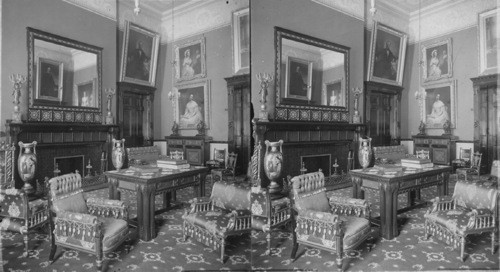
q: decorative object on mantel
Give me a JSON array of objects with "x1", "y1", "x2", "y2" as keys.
[
  {"x1": 352, "y1": 87, "x2": 363, "y2": 123},
  {"x1": 111, "y1": 138, "x2": 125, "y2": 170},
  {"x1": 300, "y1": 161, "x2": 307, "y2": 175},
  {"x1": 256, "y1": 73, "x2": 273, "y2": 122},
  {"x1": 358, "y1": 137, "x2": 372, "y2": 169},
  {"x1": 53, "y1": 162, "x2": 61, "y2": 177},
  {"x1": 415, "y1": 89, "x2": 427, "y2": 135},
  {"x1": 196, "y1": 120, "x2": 206, "y2": 136},
  {"x1": 264, "y1": 140, "x2": 283, "y2": 194},
  {"x1": 442, "y1": 119, "x2": 452, "y2": 136},
  {"x1": 86, "y1": 159, "x2": 93, "y2": 177},
  {"x1": 18, "y1": 141, "x2": 37, "y2": 195},
  {"x1": 105, "y1": 88, "x2": 116, "y2": 125},
  {"x1": 332, "y1": 158, "x2": 340, "y2": 176},
  {"x1": 171, "y1": 122, "x2": 179, "y2": 136},
  {"x1": 10, "y1": 74, "x2": 25, "y2": 124}
]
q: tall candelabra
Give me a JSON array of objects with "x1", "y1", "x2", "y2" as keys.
[
  {"x1": 256, "y1": 73, "x2": 273, "y2": 121},
  {"x1": 414, "y1": 90, "x2": 426, "y2": 135},
  {"x1": 105, "y1": 88, "x2": 116, "y2": 124},
  {"x1": 352, "y1": 87, "x2": 363, "y2": 124},
  {"x1": 10, "y1": 74, "x2": 26, "y2": 124},
  {"x1": 168, "y1": 91, "x2": 179, "y2": 136}
]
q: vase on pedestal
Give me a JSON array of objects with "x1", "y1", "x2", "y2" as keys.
[
  {"x1": 18, "y1": 141, "x2": 37, "y2": 195},
  {"x1": 264, "y1": 140, "x2": 283, "y2": 194},
  {"x1": 111, "y1": 138, "x2": 125, "y2": 170},
  {"x1": 358, "y1": 137, "x2": 372, "y2": 169}
]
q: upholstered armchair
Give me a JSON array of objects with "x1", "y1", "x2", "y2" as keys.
[
  {"x1": 289, "y1": 171, "x2": 371, "y2": 271},
  {"x1": 211, "y1": 152, "x2": 238, "y2": 183},
  {"x1": 0, "y1": 143, "x2": 48, "y2": 257},
  {"x1": 183, "y1": 180, "x2": 252, "y2": 262},
  {"x1": 456, "y1": 152, "x2": 482, "y2": 179},
  {"x1": 424, "y1": 177, "x2": 498, "y2": 261},
  {"x1": 47, "y1": 173, "x2": 130, "y2": 271}
]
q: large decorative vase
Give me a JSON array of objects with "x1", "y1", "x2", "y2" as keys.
[
  {"x1": 264, "y1": 140, "x2": 283, "y2": 194},
  {"x1": 111, "y1": 138, "x2": 125, "y2": 170},
  {"x1": 18, "y1": 141, "x2": 37, "y2": 195},
  {"x1": 358, "y1": 137, "x2": 372, "y2": 169}
]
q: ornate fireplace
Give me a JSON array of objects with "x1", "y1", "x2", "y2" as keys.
[{"x1": 6, "y1": 121, "x2": 118, "y2": 191}]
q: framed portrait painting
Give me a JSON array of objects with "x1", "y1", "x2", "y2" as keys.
[
  {"x1": 421, "y1": 38, "x2": 452, "y2": 83},
  {"x1": 478, "y1": 8, "x2": 499, "y2": 75},
  {"x1": 36, "y1": 57, "x2": 63, "y2": 102},
  {"x1": 367, "y1": 21, "x2": 408, "y2": 86},
  {"x1": 175, "y1": 38, "x2": 206, "y2": 82},
  {"x1": 173, "y1": 80, "x2": 210, "y2": 130},
  {"x1": 232, "y1": 7, "x2": 249, "y2": 74},
  {"x1": 73, "y1": 78, "x2": 96, "y2": 108},
  {"x1": 285, "y1": 56, "x2": 312, "y2": 101},
  {"x1": 322, "y1": 79, "x2": 345, "y2": 107},
  {"x1": 119, "y1": 21, "x2": 160, "y2": 87},
  {"x1": 423, "y1": 80, "x2": 457, "y2": 129}
]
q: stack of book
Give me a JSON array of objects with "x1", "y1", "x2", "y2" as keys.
[
  {"x1": 157, "y1": 159, "x2": 190, "y2": 170},
  {"x1": 401, "y1": 158, "x2": 434, "y2": 169}
]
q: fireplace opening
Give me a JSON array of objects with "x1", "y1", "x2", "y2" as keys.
[
  {"x1": 300, "y1": 154, "x2": 331, "y2": 176},
  {"x1": 54, "y1": 155, "x2": 84, "y2": 176}
]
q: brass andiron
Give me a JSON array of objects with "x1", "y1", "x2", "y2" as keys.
[
  {"x1": 10, "y1": 74, "x2": 26, "y2": 124},
  {"x1": 105, "y1": 88, "x2": 116, "y2": 124},
  {"x1": 352, "y1": 87, "x2": 363, "y2": 123},
  {"x1": 256, "y1": 73, "x2": 273, "y2": 122}
]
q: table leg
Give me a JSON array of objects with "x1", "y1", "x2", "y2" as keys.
[
  {"x1": 439, "y1": 172, "x2": 450, "y2": 196},
  {"x1": 108, "y1": 177, "x2": 119, "y2": 200},
  {"x1": 136, "y1": 183, "x2": 156, "y2": 241},
  {"x1": 379, "y1": 182, "x2": 399, "y2": 240},
  {"x1": 351, "y1": 176, "x2": 364, "y2": 199}
]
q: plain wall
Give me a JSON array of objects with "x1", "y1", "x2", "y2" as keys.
[
  {"x1": 250, "y1": 0, "x2": 365, "y2": 120},
  {"x1": 1, "y1": 0, "x2": 117, "y2": 127}
]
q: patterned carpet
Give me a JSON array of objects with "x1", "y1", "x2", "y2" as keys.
[{"x1": 1, "y1": 175, "x2": 499, "y2": 271}]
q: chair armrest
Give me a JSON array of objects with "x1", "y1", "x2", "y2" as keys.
[
  {"x1": 54, "y1": 211, "x2": 103, "y2": 243},
  {"x1": 465, "y1": 209, "x2": 496, "y2": 230},
  {"x1": 186, "y1": 197, "x2": 213, "y2": 213},
  {"x1": 328, "y1": 196, "x2": 371, "y2": 218},
  {"x1": 86, "y1": 198, "x2": 129, "y2": 220},
  {"x1": 427, "y1": 196, "x2": 455, "y2": 213},
  {"x1": 299, "y1": 210, "x2": 338, "y2": 223},
  {"x1": 226, "y1": 209, "x2": 252, "y2": 231}
]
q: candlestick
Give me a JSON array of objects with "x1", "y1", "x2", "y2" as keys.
[
  {"x1": 104, "y1": 88, "x2": 116, "y2": 124},
  {"x1": 256, "y1": 73, "x2": 273, "y2": 121},
  {"x1": 10, "y1": 74, "x2": 26, "y2": 124}
]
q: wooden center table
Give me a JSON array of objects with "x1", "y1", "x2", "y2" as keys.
[
  {"x1": 105, "y1": 166, "x2": 208, "y2": 241},
  {"x1": 350, "y1": 165, "x2": 452, "y2": 240}
]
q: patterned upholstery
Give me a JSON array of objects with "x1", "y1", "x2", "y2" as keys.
[
  {"x1": 373, "y1": 145, "x2": 409, "y2": 165},
  {"x1": 183, "y1": 181, "x2": 252, "y2": 263},
  {"x1": 424, "y1": 177, "x2": 498, "y2": 261},
  {"x1": 289, "y1": 170, "x2": 371, "y2": 270},
  {"x1": 0, "y1": 143, "x2": 48, "y2": 257},
  {"x1": 47, "y1": 173, "x2": 130, "y2": 271}
]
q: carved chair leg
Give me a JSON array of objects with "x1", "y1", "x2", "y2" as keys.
[
  {"x1": 182, "y1": 222, "x2": 188, "y2": 242},
  {"x1": 424, "y1": 221, "x2": 430, "y2": 240},
  {"x1": 290, "y1": 227, "x2": 298, "y2": 259},
  {"x1": 220, "y1": 240, "x2": 226, "y2": 263},
  {"x1": 460, "y1": 236, "x2": 466, "y2": 262},
  {"x1": 96, "y1": 256, "x2": 103, "y2": 272},
  {"x1": 23, "y1": 233, "x2": 29, "y2": 257},
  {"x1": 266, "y1": 231, "x2": 271, "y2": 255},
  {"x1": 336, "y1": 251, "x2": 343, "y2": 271},
  {"x1": 492, "y1": 231, "x2": 496, "y2": 255}
]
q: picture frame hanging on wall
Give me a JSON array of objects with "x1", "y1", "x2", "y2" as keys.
[
  {"x1": 478, "y1": 7, "x2": 499, "y2": 75},
  {"x1": 174, "y1": 37, "x2": 206, "y2": 82},
  {"x1": 285, "y1": 56, "x2": 312, "y2": 101},
  {"x1": 367, "y1": 21, "x2": 408, "y2": 87},
  {"x1": 36, "y1": 57, "x2": 63, "y2": 102},
  {"x1": 421, "y1": 38, "x2": 453, "y2": 83},
  {"x1": 422, "y1": 80, "x2": 457, "y2": 129},
  {"x1": 173, "y1": 80, "x2": 210, "y2": 130},
  {"x1": 232, "y1": 7, "x2": 250, "y2": 74},
  {"x1": 119, "y1": 21, "x2": 160, "y2": 87}
]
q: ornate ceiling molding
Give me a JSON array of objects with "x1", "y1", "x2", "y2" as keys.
[
  {"x1": 62, "y1": 0, "x2": 116, "y2": 21},
  {"x1": 311, "y1": 0, "x2": 364, "y2": 21}
]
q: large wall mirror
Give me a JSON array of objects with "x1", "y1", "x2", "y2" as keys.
[
  {"x1": 27, "y1": 27, "x2": 102, "y2": 123},
  {"x1": 274, "y1": 27, "x2": 350, "y2": 122}
]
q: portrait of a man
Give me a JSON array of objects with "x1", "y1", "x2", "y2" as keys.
[
  {"x1": 125, "y1": 30, "x2": 154, "y2": 81},
  {"x1": 286, "y1": 57, "x2": 311, "y2": 100},
  {"x1": 37, "y1": 59, "x2": 62, "y2": 101},
  {"x1": 373, "y1": 31, "x2": 400, "y2": 81}
]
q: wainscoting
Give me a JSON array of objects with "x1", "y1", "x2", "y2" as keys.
[{"x1": 6, "y1": 121, "x2": 119, "y2": 190}]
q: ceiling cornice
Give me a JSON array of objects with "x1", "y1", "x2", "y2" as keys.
[
  {"x1": 310, "y1": 0, "x2": 364, "y2": 21},
  {"x1": 62, "y1": 0, "x2": 116, "y2": 21}
]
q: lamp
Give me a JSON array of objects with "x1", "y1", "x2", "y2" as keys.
[
  {"x1": 369, "y1": 0, "x2": 377, "y2": 16},
  {"x1": 104, "y1": 88, "x2": 116, "y2": 124},
  {"x1": 10, "y1": 74, "x2": 25, "y2": 124},
  {"x1": 134, "y1": 0, "x2": 140, "y2": 15}
]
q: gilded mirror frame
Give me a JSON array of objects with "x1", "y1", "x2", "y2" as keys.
[
  {"x1": 27, "y1": 27, "x2": 103, "y2": 123},
  {"x1": 274, "y1": 27, "x2": 350, "y2": 122}
]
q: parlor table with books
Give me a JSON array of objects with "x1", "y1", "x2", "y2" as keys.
[{"x1": 350, "y1": 163, "x2": 452, "y2": 240}]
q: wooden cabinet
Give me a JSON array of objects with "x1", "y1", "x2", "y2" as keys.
[
  {"x1": 472, "y1": 74, "x2": 499, "y2": 175},
  {"x1": 165, "y1": 136, "x2": 211, "y2": 166},
  {"x1": 226, "y1": 74, "x2": 251, "y2": 175},
  {"x1": 412, "y1": 135, "x2": 458, "y2": 165}
]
